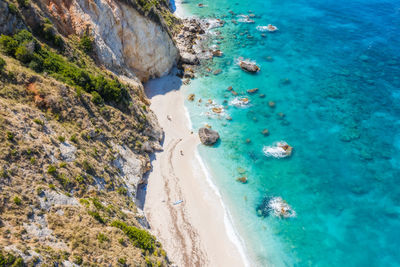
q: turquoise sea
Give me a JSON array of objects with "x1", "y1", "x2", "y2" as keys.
[{"x1": 177, "y1": 0, "x2": 400, "y2": 266}]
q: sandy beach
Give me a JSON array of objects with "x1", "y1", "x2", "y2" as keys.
[{"x1": 143, "y1": 73, "x2": 247, "y2": 267}]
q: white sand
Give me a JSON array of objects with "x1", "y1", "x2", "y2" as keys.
[{"x1": 144, "y1": 73, "x2": 247, "y2": 267}]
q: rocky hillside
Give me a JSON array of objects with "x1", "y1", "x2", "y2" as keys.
[{"x1": 0, "y1": 0, "x2": 181, "y2": 265}]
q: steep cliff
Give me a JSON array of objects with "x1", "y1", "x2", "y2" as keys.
[
  {"x1": 0, "y1": 0, "x2": 180, "y2": 265},
  {"x1": 35, "y1": 0, "x2": 179, "y2": 81}
]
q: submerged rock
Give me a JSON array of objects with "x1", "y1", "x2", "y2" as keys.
[
  {"x1": 188, "y1": 94, "x2": 195, "y2": 101},
  {"x1": 263, "y1": 141, "x2": 293, "y2": 158},
  {"x1": 236, "y1": 177, "x2": 248, "y2": 184},
  {"x1": 257, "y1": 196, "x2": 296, "y2": 218},
  {"x1": 239, "y1": 61, "x2": 260, "y2": 73},
  {"x1": 247, "y1": 88, "x2": 259, "y2": 94},
  {"x1": 198, "y1": 127, "x2": 220, "y2": 145},
  {"x1": 212, "y1": 50, "x2": 223, "y2": 57}
]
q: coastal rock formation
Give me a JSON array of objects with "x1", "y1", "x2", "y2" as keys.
[
  {"x1": 34, "y1": 0, "x2": 179, "y2": 81},
  {"x1": 181, "y1": 52, "x2": 200, "y2": 65},
  {"x1": 198, "y1": 127, "x2": 220, "y2": 145},
  {"x1": 239, "y1": 60, "x2": 260, "y2": 72}
]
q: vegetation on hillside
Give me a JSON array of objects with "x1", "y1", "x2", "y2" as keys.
[
  {"x1": 0, "y1": 30, "x2": 128, "y2": 104},
  {"x1": 0, "y1": 2, "x2": 167, "y2": 265}
]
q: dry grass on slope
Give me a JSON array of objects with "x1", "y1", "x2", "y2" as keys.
[{"x1": 0, "y1": 54, "x2": 168, "y2": 266}]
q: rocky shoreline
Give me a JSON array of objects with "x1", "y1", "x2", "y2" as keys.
[{"x1": 175, "y1": 18, "x2": 225, "y2": 84}]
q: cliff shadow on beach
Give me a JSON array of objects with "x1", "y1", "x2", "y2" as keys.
[
  {"x1": 136, "y1": 71, "x2": 183, "y2": 209},
  {"x1": 144, "y1": 69, "x2": 183, "y2": 99}
]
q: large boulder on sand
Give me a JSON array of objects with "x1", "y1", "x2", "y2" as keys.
[
  {"x1": 239, "y1": 61, "x2": 260, "y2": 73},
  {"x1": 198, "y1": 127, "x2": 220, "y2": 146}
]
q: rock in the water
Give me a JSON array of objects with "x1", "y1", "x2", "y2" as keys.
[
  {"x1": 239, "y1": 61, "x2": 260, "y2": 73},
  {"x1": 247, "y1": 88, "x2": 258, "y2": 94},
  {"x1": 180, "y1": 52, "x2": 199, "y2": 65},
  {"x1": 236, "y1": 177, "x2": 248, "y2": 184},
  {"x1": 188, "y1": 94, "x2": 195, "y2": 101},
  {"x1": 212, "y1": 50, "x2": 223, "y2": 57},
  {"x1": 213, "y1": 69, "x2": 222, "y2": 75},
  {"x1": 262, "y1": 129, "x2": 269, "y2": 136},
  {"x1": 198, "y1": 127, "x2": 220, "y2": 145}
]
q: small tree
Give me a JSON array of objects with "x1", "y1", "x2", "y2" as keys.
[
  {"x1": 0, "y1": 57, "x2": 5, "y2": 72},
  {"x1": 79, "y1": 33, "x2": 94, "y2": 54},
  {"x1": 91, "y1": 91, "x2": 103, "y2": 105}
]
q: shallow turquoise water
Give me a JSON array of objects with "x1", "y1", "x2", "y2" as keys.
[{"x1": 178, "y1": 0, "x2": 400, "y2": 266}]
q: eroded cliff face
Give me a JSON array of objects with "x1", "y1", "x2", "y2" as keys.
[{"x1": 38, "y1": 0, "x2": 179, "y2": 81}]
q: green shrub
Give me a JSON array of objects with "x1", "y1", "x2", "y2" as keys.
[
  {"x1": 8, "y1": 3, "x2": 18, "y2": 14},
  {"x1": 0, "y1": 35, "x2": 18, "y2": 56},
  {"x1": 48, "y1": 183, "x2": 56, "y2": 190},
  {"x1": 15, "y1": 45, "x2": 33, "y2": 63},
  {"x1": 17, "y1": 0, "x2": 30, "y2": 8},
  {"x1": 14, "y1": 30, "x2": 33, "y2": 43},
  {"x1": 117, "y1": 257, "x2": 127, "y2": 265},
  {"x1": 41, "y1": 23, "x2": 64, "y2": 48},
  {"x1": 79, "y1": 198, "x2": 90, "y2": 206},
  {"x1": 97, "y1": 233, "x2": 109, "y2": 243},
  {"x1": 79, "y1": 33, "x2": 94, "y2": 54},
  {"x1": 58, "y1": 135, "x2": 65, "y2": 142},
  {"x1": 75, "y1": 175, "x2": 84, "y2": 184},
  {"x1": 30, "y1": 157, "x2": 36, "y2": 164},
  {"x1": 73, "y1": 255, "x2": 83, "y2": 265},
  {"x1": 82, "y1": 160, "x2": 94, "y2": 174},
  {"x1": 111, "y1": 220, "x2": 156, "y2": 252},
  {"x1": 91, "y1": 198, "x2": 105, "y2": 210},
  {"x1": 6, "y1": 131, "x2": 14, "y2": 141},
  {"x1": 59, "y1": 162, "x2": 67, "y2": 168},
  {"x1": 13, "y1": 196, "x2": 22, "y2": 205},
  {"x1": 47, "y1": 165, "x2": 57, "y2": 175},
  {"x1": 117, "y1": 187, "x2": 128, "y2": 195},
  {"x1": 0, "y1": 251, "x2": 24, "y2": 266},
  {"x1": 33, "y1": 118, "x2": 44, "y2": 125},
  {"x1": 91, "y1": 91, "x2": 103, "y2": 105},
  {"x1": 88, "y1": 210, "x2": 105, "y2": 224},
  {"x1": 70, "y1": 134, "x2": 78, "y2": 143},
  {"x1": 0, "y1": 57, "x2": 5, "y2": 72}
]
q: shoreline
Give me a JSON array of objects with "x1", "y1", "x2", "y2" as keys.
[{"x1": 143, "y1": 72, "x2": 248, "y2": 266}]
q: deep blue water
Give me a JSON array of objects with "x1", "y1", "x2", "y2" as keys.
[{"x1": 178, "y1": 0, "x2": 400, "y2": 265}]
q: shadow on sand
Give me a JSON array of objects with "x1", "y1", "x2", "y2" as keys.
[
  {"x1": 135, "y1": 70, "x2": 183, "y2": 210},
  {"x1": 144, "y1": 70, "x2": 183, "y2": 100}
]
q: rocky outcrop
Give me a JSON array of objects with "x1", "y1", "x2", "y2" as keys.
[
  {"x1": 35, "y1": 0, "x2": 179, "y2": 81},
  {"x1": 0, "y1": 0, "x2": 27, "y2": 35},
  {"x1": 198, "y1": 127, "x2": 220, "y2": 146},
  {"x1": 239, "y1": 60, "x2": 260, "y2": 73}
]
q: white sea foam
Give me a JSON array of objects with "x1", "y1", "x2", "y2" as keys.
[
  {"x1": 235, "y1": 57, "x2": 258, "y2": 66},
  {"x1": 263, "y1": 141, "x2": 292, "y2": 158},
  {"x1": 230, "y1": 97, "x2": 250, "y2": 108},
  {"x1": 268, "y1": 197, "x2": 296, "y2": 218},
  {"x1": 256, "y1": 25, "x2": 279, "y2": 32},
  {"x1": 194, "y1": 150, "x2": 251, "y2": 267},
  {"x1": 182, "y1": 102, "x2": 251, "y2": 266},
  {"x1": 207, "y1": 18, "x2": 224, "y2": 29}
]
